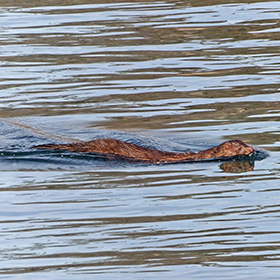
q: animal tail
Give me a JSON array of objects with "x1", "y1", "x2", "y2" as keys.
[{"x1": 31, "y1": 143, "x2": 69, "y2": 150}]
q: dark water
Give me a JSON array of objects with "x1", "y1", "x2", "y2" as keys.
[{"x1": 1, "y1": 1, "x2": 280, "y2": 279}]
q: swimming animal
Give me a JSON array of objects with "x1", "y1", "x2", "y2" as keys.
[{"x1": 32, "y1": 138, "x2": 254, "y2": 164}]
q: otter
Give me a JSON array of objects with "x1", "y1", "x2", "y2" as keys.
[{"x1": 31, "y1": 138, "x2": 254, "y2": 164}]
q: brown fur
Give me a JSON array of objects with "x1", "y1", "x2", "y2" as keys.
[{"x1": 31, "y1": 138, "x2": 254, "y2": 164}]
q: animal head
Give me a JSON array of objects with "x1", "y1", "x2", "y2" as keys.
[{"x1": 215, "y1": 140, "x2": 254, "y2": 158}]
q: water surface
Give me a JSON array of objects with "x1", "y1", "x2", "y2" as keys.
[{"x1": 1, "y1": 0, "x2": 280, "y2": 279}]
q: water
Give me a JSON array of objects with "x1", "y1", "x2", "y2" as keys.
[{"x1": 0, "y1": 0, "x2": 280, "y2": 279}]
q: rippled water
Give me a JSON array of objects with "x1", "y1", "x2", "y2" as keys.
[{"x1": 1, "y1": 1, "x2": 280, "y2": 279}]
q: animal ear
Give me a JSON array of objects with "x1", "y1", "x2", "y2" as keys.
[
  {"x1": 224, "y1": 142, "x2": 232, "y2": 150},
  {"x1": 222, "y1": 142, "x2": 229, "y2": 148}
]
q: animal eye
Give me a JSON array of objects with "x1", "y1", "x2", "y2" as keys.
[{"x1": 238, "y1": 148, "x2": 242, "y2": 151}]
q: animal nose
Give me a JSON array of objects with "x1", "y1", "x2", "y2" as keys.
[{"x1": 248, "y1": 146, "x2": 254, "y2": 154}]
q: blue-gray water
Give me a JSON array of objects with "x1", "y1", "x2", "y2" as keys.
[{"x1": 0, "y1": 1, "x2": 280, "y2": 279}]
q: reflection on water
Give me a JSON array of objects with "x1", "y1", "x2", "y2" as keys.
[
  {"x1": 0, "y1": 0, "x2": 280, "y2": 279},
  {"x1": 220, "y1": 160, "x2": 254, "y2": 173}
]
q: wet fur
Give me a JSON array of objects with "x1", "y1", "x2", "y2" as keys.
[{"x1": 32, "y1": 138, "x2": 254, "y2": 164}]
